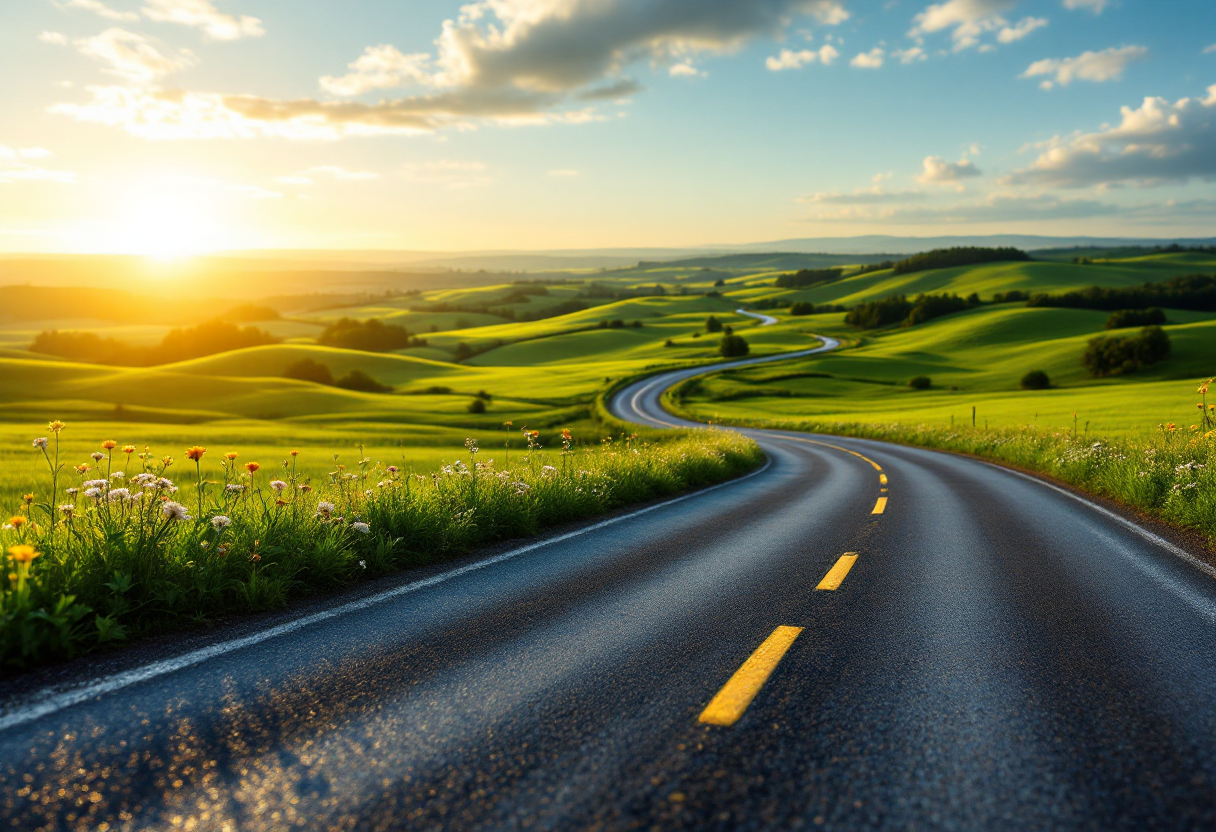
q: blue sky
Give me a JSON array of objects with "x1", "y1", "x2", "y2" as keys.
[{"x1": 1, "y1": 0, "x2": 1214, "y2": 254}]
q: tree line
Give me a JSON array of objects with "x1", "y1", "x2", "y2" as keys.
[
  {"x1": 31, "y1": 321, "x2": 279, "y2": 366},
  {"x1": 891, "y1": 247, "x2": 1030, "y2": 276},
  {"x1": 1027, "y1": 274, "x2": 1216, "y2": 312}
]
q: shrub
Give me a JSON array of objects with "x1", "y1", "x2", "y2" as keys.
[
  {"x1": 719, "y1": 334, "x2": 750, "y2": 358},
  {"x1": 706, "y1": 315, "x2": 723, "y2": 333},
  {"x1": 909, "y1": 376, "x2": 931, "y2": 390},
  {"x1": 609, "y1": 319, "x2": 625, "y2": 329},
  {"x1": 905, "y1": 293, "x2": 975, "y2": 326},
  {"x1": 845, "y1": 295, "x2": 912, "y2": 329},
  {"x1": 284, "y1": 358, "x2": 335, "y2": 385},
  {"x1": 335, "y1": 370, "x2": 391, "y2": 393},
  {"x1": 1020, "y1": 370, "x2": 1051, "y2": 390},
  {"x1": 467, "y1": 398, "x2": 487, "y2": 414},
  {"x1": 1082, "y1": 326, "x2": 1171, "y2": 376},
  {"x1": 318, "y1": 318, "x2": 425, "y2": 352},
  {"x1": 992, "y1": 290, "x2": 1028, "y2": 303},
  {"x1": 788, "y1": 301, "x2": 815, "y2": 316},
  {"x1": 1106, "y1": 308, "x2": 1167, "y2": 329}
]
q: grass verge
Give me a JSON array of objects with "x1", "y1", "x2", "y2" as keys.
[
  {"x1": 668, "y1": 376, "x2": 1216, "y2": 549},
  {"x1": 1, "y1": 424, "x2": 761, "y2": 669}
]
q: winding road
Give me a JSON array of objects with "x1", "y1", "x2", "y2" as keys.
[{"x1": 5, "y1": 336, "x2": 1216, "y2": 830}]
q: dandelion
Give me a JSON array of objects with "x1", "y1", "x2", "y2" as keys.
[
  {"x1": 9, "y1": 516, "x2": 27, "y2": 529},
  {"x1": 245, "y1": 462, "x2": 260, "y2": 474},
  {"x1": 7, "y1": 545, "x2": 39, "y2": 564},
  {"x1": 185, "y1": 446, "x2": 206, "y2": 461},
  {"x1": 33, "y1": 437, "x2": 48, "y2": 450},
  {"x1": 351, "y1": 522, "x2": 371, "y2": 534},
  {"x1": 161, "y1": 501, "x2": 191, "y2": 521},
  {"x1": 211, "y1": 515, "x2": 232, "y2": 530},
  {"x1": 270, "y1": 480, "x2": 288, "y2": 492},
  {"x1": 101, "y1": 440, "x2": 117, "y2": 450},
  {"x1": 47, "y1": 420, "x2": 65, "y2": 434}
]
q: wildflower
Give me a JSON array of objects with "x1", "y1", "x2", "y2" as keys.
[
  {"x1": 359, "y1": 560, "x2": 367, "y2": 569},
  {"x1": 107, "y1": 488, "x2": 131, "y2": 502},
  {"x1": 298, "y1": 484, "x2": 312, "y2": 493},
  {"x1": 290, "y1": 449, "x2": 299, "y2": 457},
  {"x1": 110, "y1": 471, "x2": 125, "y2": 480},
  {"x1": 352, "y1": 522, "x2": 371, "y2": 534},
  {"x1": 75, "y1": 464, "x2": 91, "y2": 474},
  {"x1": 224, "y1": 452, "x2": 238, "y2": 461},
  {"x1": 542, "y1": 465, "x2": 557, "y2": 474},
  {"x1": 22, "y1": 494, "x2": 33, "y2": 506},
  {"x1": 317, "y1": 501, "x2": 335, "y2": 518},
  {"x1": 513, "y1": 481, "x2": 531, "y2": 494},
  {"x1": 465, "y1": 438, "x2": 479, "y2": 454},
  {"x1": 7, "y1": 545, "x2": 39, "y2": 564},
  {"x1": 91, "y1": 452, "x2": 104, "y2": 462},
  {"x1": 275, "y1": 498, "x2": 288, "y2": 506},
  {"x1": 249, "y1": 553, "x2": 262, "y2": 562},
  {"x1": 225, "y1": 483, "x2": 245, "y2": 493},
  {"x1": 185, "y1": 446, "x2": 207, "y2": 462},
  {"x1": 101, "y1": 440, "x2": 117, "y2": 450},
  {"x1": 59, "y1": 504, "x2": 74, "y2": 518},
  {"x1": 123, "y1": 445, "x2": 135, "y2": 455},
  {"x1": 84, "y1": 488, "x2": 102, "y2": 499},
  {"x1": 33, "y1": 437, "x2": 48, "y2": 450},
  {"x1": 65, "y1": 487, "x2": 78, "y2": 496},
  {"x1": 132, "y1": 473, "x2": 156, "y2": 485},
  {"x1": 9, "y1": 516, "x2": 27, "y2": 529},
  {"x1": 161, "y1": 501, "x2": 191, "y2": 521},
  {"x1": 211, "y1": 515, "x2": 232, "y2": 530},
  {"x1": 270, "y1": 480, "x2": 288, "y2": 492},
  {"x1": 83, "y1": 479, "x2": 107, "y2": 489},
  {"x1": 245, "y1": 462, "x2": 260, "y2": 474},
  {"x1": 47, "y1": 421, "x2": 65, "y2": 434},
  {"x1": 562, "y1": 429, "x2": 572, "y2": 441},
  {"x1": 162, "y1": 456, "x2": 173, "y2": 467},
  {"x1": 386, "y1": 466, "x2": 398, "y2": 474}
]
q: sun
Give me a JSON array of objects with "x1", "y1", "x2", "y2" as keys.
[{"x1": 124, "y1": 194, "x2": 222, "y2": 260}]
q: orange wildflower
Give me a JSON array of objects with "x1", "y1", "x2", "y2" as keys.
[
  {"x1": 245, "y1": 462, "x2": 260, "y2": 473},
  {"x1": 290, "y1": 449, "x2": 299, "y2": 457},
  {"x1": 123, "y1": 445, "x2": 135, "y2": 455},
  {"x1": 224, "y1": 452, "x2": 238, "y2": 461},
  {"x1": 22, "y1": 494, "x2": 33, "y2": 506},
  {"x1": 101, "y1": 440, "x2": 117, "y2": 450},
  {"x1": 185, "y1": 446, "x2": 207, "y2": 462},
  {"x1": 6, "y1": 545, "x2": 38, "y2": 564},
  {"x1": 9, "y1": 517, "x2": 27, "y2": 529}
]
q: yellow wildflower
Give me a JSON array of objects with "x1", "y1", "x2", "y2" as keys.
[{"x1": 7, "y1": 545, "x2": 39, "y2": 564}]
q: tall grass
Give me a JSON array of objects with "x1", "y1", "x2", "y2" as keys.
[
  {"x1": 672, "y1": 378, "x2": 1216, "y2": 546},
  {"x1": 1, "y1": 423, "x2": 761, "y2": 669}
]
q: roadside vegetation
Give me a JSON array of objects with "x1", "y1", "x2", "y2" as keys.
[{"x1": 0, "y1": 424, "x2": 760, "y2": 667}]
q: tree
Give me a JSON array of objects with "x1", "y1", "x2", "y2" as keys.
[
  {"x1": 1082, "y1": 326, "x2": 1171, "y2": 376},
  {"x1": 284, "y1": 358, "x2": 334, "y2": 385},
  {"x1": 719, "y1": 334, "x2": 749, "y2": 358},
  {"x1": 467, "y1": 398, "x2": 487, "y2": 414},
  {"x1": 909, "y1": 376, "x2": 931, "y2": 390},
  {"x1": 334, "y1": 370, "x2": 391, "y2": 393},
  {"x1": 789, "y1": 301, "x2": 815, "y2": 316},
  {"x1": 1020, "y1": 370, "x2": 1050, "y2": 390},
  {"x1": 705, "y1": 315, "x2": 723, "y2": 333}
]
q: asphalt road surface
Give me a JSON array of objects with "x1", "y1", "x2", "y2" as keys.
[{"x1": 4, "y1": 339, "x2": 1216, "y2": 830}]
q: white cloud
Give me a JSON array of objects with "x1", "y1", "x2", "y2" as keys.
[
  {"x1": 766, "y1": 44, "x2": 839, "y2": 70},
  {"x1": 799, "y1": 187, "x2": 926, "y2": 204},
  {"x1": 0, "y1": 147, "x2": 77, "y2": 184},
  {"x1": 892, "y1": 46, "x2": 927, "y2": 63},
  {"x1": 39, "y1": 31, "x2": 69, "y2": 45},
  {"x1": 1063, "y1": 0, "x2": 1106, "y2": 12},
  {"x1": 668, "y1": 61, "x2": 704, "y2": 77},
  {"x1": 319, "y1": 45, "x2": 435, "y2": 96},
  {"x1": 55, "y1": 0, "x2": 854, "y2": 138},
  {"x1": 59, "y1": 0, "x2": 140, "y2": 22},
  {"x1": 805, "y1": 192, "x2": 1123, "y2": 224},
  {"x1": 850, "y1": 48, "x2": 884, "y2": 68},
  {"x1": 909, "y1": 0, "x2": 1018, "y2": 51},
  {"x1": 141, "y1": 0, "x2": 263, "y2": 41},
  {"x1": 74, "y1": 29, "x2": 193, "y2": 84},
  {"x1": 548, "y1": 169, "x2": 580, "y2": 177},
  {"x1": 997, "y1": 17, "x2": 1047, "y2": 43},
  {"x1": 1007, "y1": 84, "x2": 1216, "y2": 188},
  {"x1": 917, "y1": 155, "x2": 982, "y2": 185},
  {"x1": 1022, "y1": 45, "x2": 1146, "y2": 89},
  {"x1": 1203, "y1": 44, "x2": 1216, "y2": 55}
]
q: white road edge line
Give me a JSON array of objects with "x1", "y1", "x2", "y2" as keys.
[
  {"x1": 735, "y1": 308, "x2": 778, "y2": 327},
  {"x1": 0, "y1": 456, "x2": 774, "y2": 734}
]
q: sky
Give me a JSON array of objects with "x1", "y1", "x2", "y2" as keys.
[{"x1": 1, "y1": 0, "x2": 1215, "y2": 255}]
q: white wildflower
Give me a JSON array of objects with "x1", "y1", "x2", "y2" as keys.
[
  {"x1": 110, "y1": 471, "x2": 125, "y2": 480},
  {"x1": 162, "y1": 501, "x2": 191, "y2": 521},
  {"x1": 358, "y1": 560, "x2": 367, "y2": 569},
  {"x1": 225, "y1": 483, "x2": 245, "y2": 493},
  {"x1": 211, "y1": 515, "x2": 232, "y2": 530},
  {"x1": 58, "y1": 504, "x2": 74, "y2": 517},
  {"x1": 83, "y1": 479, "x2": 107, "y2": 489},
  {"x1": 352, "y1": 522, "x2": 370, "y2": 534},
  {"x1": 33, "y1": 437, "x2": 48, "y2": 450},
  {"x1": 317, "y1": 501, "x2": 335, "y2": 518},
  {"x1": 84, "y1": 487, "x2": 102, "y2": 499},
  {"x1": 107, "y1": 488, "x2": 130, "y2": 502},
  {"x1": 270, "y1": 479, "x2": 288, "y2": 492}
]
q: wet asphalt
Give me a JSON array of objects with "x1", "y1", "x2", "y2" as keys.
[{"x1": 2, "y1": 356, "x2": 1216, "y2": 830}]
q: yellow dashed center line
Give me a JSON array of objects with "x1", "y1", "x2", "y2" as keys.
[
  {"x1": 872, "y1": 497, "x2": 888, "y2": 515},
  {"x1": 879, "y1": 473, "x2": 888, "y2": 485},
  {"x1": 815, "y1": 553, "x2": 859, "y2": 591},
  {"x1": 699, "y1": 626, "x2": 803, "y2": 727}
]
